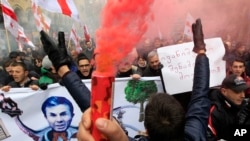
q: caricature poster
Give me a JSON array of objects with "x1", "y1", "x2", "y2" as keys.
[{"x1": 0, "y1": 77, "x2": 163, "y2": 140}]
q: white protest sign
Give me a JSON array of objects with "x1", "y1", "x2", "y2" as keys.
[{"x1": 157, "y1": 37, "x2": 226, "y2": 94}]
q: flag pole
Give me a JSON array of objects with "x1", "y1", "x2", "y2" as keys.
[
  {"x1": 67, "y1": 38, "x2": 71, "y2": 50},
  {"x1": 5, "y1": 29, "x2": 11, "y2": 53}
]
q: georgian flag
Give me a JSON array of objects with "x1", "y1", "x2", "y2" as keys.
[
  {"x1": 184, "y1": 13, "x2": 195, "y2": 40},
  {"x1": 83, "y1": 24, "x2": 90, "y2": 42},
  {"x1": 32, "y1": 1, "x2": 51, "y2": 32},
  {"x1": 70, "y1": 24, "x2": 82, "y2": 53},
  {"x1": 1, "y1": 0, "x2": 35, "y2": 48},
  {"x1": 34, "y1": 0, "x2": 80, "y2": 21}
]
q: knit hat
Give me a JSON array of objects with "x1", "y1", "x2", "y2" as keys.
[
  {"x1": 221, "y1": 74, "x2": 250, "y2": 93},
  {"x1": 42, "y1": 55, "x2": 53, "y2": 69}
]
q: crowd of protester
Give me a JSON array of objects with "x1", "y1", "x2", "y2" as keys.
[{"x1": 1, "y1": 19, "x2": 250, "y2": 140}]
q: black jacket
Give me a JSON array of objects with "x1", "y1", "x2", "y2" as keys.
[{"x1": 207, "y1": 89, "x2": 250, "y2": 141}]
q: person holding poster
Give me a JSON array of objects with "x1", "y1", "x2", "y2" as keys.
[
  {"x1": 77, "y1": 19, "x2": 210, "y2": 141},
  {"x1": 40, "y1": 31, "x2": 90, "y2": 113}
]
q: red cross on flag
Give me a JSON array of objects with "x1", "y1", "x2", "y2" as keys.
[
  {"x1": 32, "y1": 1, "x2": 51, "y2": 32},
  {"x1": 1, "y1": 0, "x2": 35, "y2": 48},
  {"x1": 184, "y1": 13, "x2": 195, "y2": 40},
  {"x1": 70, "y1": 24, "x2": 82, "y2": 53},
  {"x1": 34, "y1": 0, "x2": 80, "y2": 21}
]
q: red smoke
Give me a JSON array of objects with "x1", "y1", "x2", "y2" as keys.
[
  {"x1": 94, "y1": 0, "x2": 250, "y2": 76},
  {"x1": 145, "y1": 0, "x2": 250, "y2": 43},
  {"x1": 94, "y1": 0, "x2": 154, "y2": 76}
]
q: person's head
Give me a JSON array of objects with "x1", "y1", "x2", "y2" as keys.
[
  {"x1": 34, "y1": 57, "x2": 43, "y2": 68},
  {"x1": 117, "y1": 59, "x2": 132, "y2": 73},
  {"x1": 26, "y1": 47, "x2": 32, "y2": 54},
  {"x1": 41, "y1": 96, "x2": 75, "y2": 132},
  {"x1": 70, "y1": 50, "x2": 78, "y2": 61},
  {"x1": 9, "y1": 51, "x2": 21, "y2": 62},
  {"x1": 220, "y1": 74, "x2": 249, "y2": 106},
  {"x1": 77, "y1": 53, "x2": 92, "y2": 77},
  {"x1": 19, "y1": 52, "x2": 26, "y2": 60},
  {"x1": 10, "y1": 61, "x2": 29, "y2": 84},
  {"x1": 153, "y1": 37, "x2": 162, "y2": 49},
  {"x1": 3, "y1": 59, "x2": 15, "y2": 75},
  {"x1": 42, "y1": 55, "x2": 56, "y2": 73},
  {"x1": 235, "y1": 42, "x2": 246, "y2": 55},
  {"x1": 144, "y1": 93, "x2": 185, "y2": 141},
  {"x1": 86, "y1": 41, "x2": 93, "y2": 50},
  {"x1": 143, "y1": 38, "x2": 152, "y2": 48},
  {"x1": 137, "y1": 54, "x2": 147, "y2": 68},
  {"x1": 230, "y1": 58, "x2": 245, "y2": 77},
  {"x1": 147, "y1": 50, "x2": 161, "y2": 70}
]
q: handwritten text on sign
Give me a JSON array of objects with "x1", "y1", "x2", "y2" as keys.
[{"x1": 157, "y1": 37, "x2": 226, "y2": 94}]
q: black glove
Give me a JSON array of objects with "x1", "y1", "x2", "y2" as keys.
[
  {"x1": 192, "y1": 18, "x2": 206, "y2": 53},
  {"x1": 40, "y1": 30, "x2": 72, "y2": 71},
  {"x1": 39, "y1": 83, "x2": 48, "y2": 90}
]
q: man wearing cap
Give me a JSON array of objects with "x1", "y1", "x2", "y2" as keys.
[{"x1": 207, "y1": 74, "x2": 250, "y2": 140}]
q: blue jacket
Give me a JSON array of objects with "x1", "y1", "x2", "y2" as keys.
[
  {"x1": 61, "y1": 71, "x2": 91, "y2": 112},
  {"x1": 184, "y1": 54, "x2": 210, "y2": 141},
  {"x1": 131, "y1": 54, "x2": 210, "y2": 141}
]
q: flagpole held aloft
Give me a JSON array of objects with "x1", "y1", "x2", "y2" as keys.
[{"x1": 5, "y1": 29, "x2": 11, "y2": 53}]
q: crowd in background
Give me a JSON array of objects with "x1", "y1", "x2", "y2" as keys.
[{"x1": 1, "y1": 31, "x2": 250, "y2": 140}]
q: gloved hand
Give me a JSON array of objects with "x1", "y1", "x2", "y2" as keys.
[
  {"x1": 192, "y1": 18, "x2": 206, "y2": 53},
  {"x1": 39, "y1": 83, "x2": 48, "y2": 90},
  {"x1": 40, "y1": 30, "x2": 72, "y2": 71}
]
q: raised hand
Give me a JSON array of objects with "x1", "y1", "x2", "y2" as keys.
[
  {"x1": 192, "y1": 18, "x2": 206, "y2": 53},
  {"x1": 40, "y1": 30, "x2": 72, "y2": 71}
]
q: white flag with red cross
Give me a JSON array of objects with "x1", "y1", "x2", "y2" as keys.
[
  {"x1": 83, "y1": 24, "x2": 90, "y2": 42},
  {"x1": 1, "y1": 0, "x2": 35, "y2": 48},
  {"x1": 32, "y1": 1, "x2": 51, "y2": 32},
  {"x1": 34, "y1": 0, "x2": 80, "y2": 21},
  {"x1": 70, "y1": 24, "x2": 82, "y2": 53}
]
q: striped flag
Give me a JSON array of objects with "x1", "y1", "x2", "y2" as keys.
[
  {"x1": 32, "y1": 1, "x2": 51, "y2": 32},
  {"x1": 83, "y1": 24, "x2": 90, "y2": 42},
  {"x1": 1, "y1": 0, "x2": 35, "y2": 48},
  {"x1": 34, "y1": 0, "x2": 80, "y2": 21},
  {"x1": 70, "y1": 24, "x2": 82, "y2": 53}
]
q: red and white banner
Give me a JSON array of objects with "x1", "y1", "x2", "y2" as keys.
[
  {"x1": 1, "y1": 0, "x2": 35, "y2": 48},
  {"x1": 70, "y1": 24, "x2": 82, "y2": 53},
  {"x1": 34, "y1": 0, "x2": 80, "y2": 21},
  {"x1": 183, "y1": 13, "x2": 195, "y2": 40},
  {"x1": 32, "y1": 1, "x2": 51, "y2": 32},
  {"x1": 83, "y1": 24, "x2": 90, "y2": 42}
]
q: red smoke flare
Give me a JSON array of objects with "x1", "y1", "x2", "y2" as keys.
[{"x1": 94, "y1": 0, "x2": 154, "y2": 76}]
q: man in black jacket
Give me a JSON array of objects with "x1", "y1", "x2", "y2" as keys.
[{"x1": 207, "y1": 74, "x2": 250, "y2": 141}]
